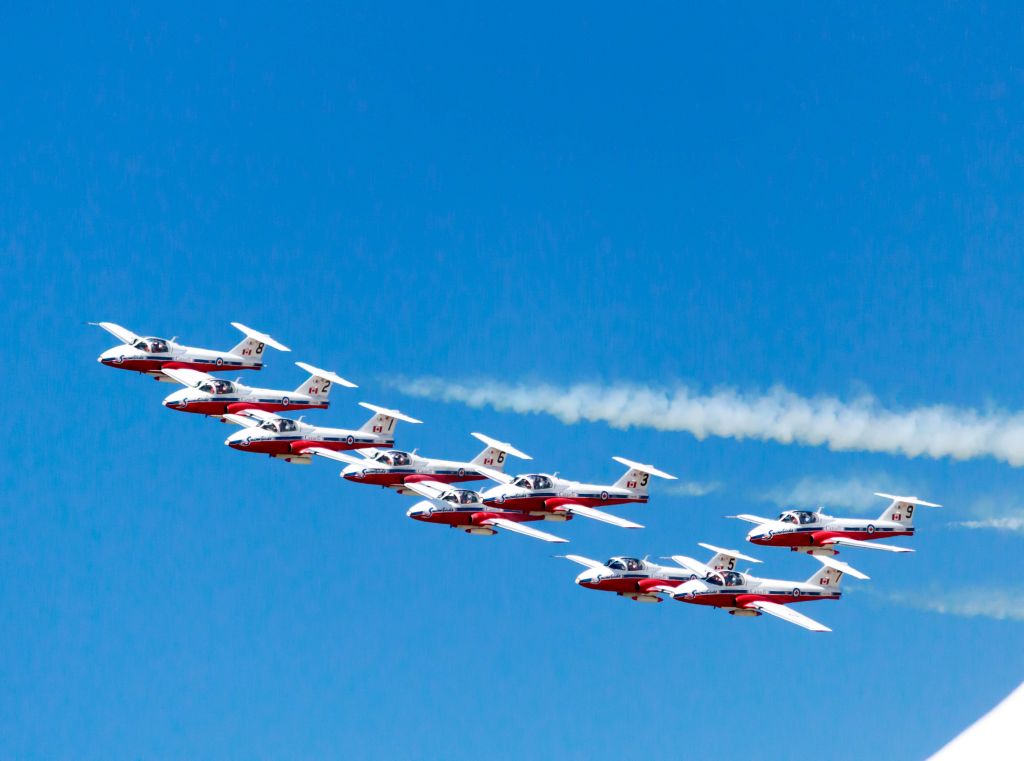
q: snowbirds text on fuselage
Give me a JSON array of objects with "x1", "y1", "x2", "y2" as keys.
[
  {"x1": 92, "y1": 321, "x2": 289, "y2": 381},
  {"x1": 404, "y1": 480, "x2": 569, "y2": 543},
  {"x1": 223, "y1": 403, "x2": 422, "y2": 464},
  {"x1": 479, "y1": 457, "x2": 677, "y2": 530},
  {"x1": 730, "y1": 492, "x2": 942, "y2": 555},
  {"x1": 162, "y1": 361, "x2": 355, "y2": 417},
  {"x1": 563, "y1": 543, "x2": 868, "y2": 632},
  {"x1": 325, "y1": 433, "x2": 532, "y2": 494}
]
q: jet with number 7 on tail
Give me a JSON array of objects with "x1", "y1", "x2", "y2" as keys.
[
  {"x1": 730, "y1": 492, "x2": 942, "y2": 555},
  {"x1": 563, "y1": 542, "x2": 868, "y2": 632},
  {"x1": 92, "y1": 321, "x2": 290, "y2": 381},
  {"x1": 223, "y1": 403, "x2": 422, "y2": 464}
]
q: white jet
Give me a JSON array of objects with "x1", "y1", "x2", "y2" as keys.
[
  {"x1": 162, "y1": 361, "x2": 355, "y2": 417},
  {"x1": 92, "y1": 321, "x2": 289, "y2": 381},
  {"x1": 223, "y1": 403, "x2": 421, "y2": 464}
]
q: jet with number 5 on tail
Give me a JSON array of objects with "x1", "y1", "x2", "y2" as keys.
[{"x1": 92, "y1": 321, "x2": 289, "y2": 381}]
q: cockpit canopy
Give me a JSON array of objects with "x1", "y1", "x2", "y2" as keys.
[
  {"x1": 778, "y1": 510, "x2": 817, "y2": 525},
  {"x1": 705, "y1": 570, "x2": 744, "y2": 587},
  {"x1": 376, "y1": 450, "x2": 411, "y2": 467},
  {"x1": 134, "y1": 337, "x2": 169, "y2": 353},
  {"x1": 512, "y1": 474, "x2": 553, "y2": 490},
  {"x1": 442, "y1": 489, "x2": 480, "y2": 506},
  {"x1": 198, "y1": 379, "x2": 235, "y2": 395},
  {"x1": 604, "y1": 556, "x2": 644, "y2": 572},
  {"x1": 259, "y1": 418, "x2": 298, "y2": 433}
]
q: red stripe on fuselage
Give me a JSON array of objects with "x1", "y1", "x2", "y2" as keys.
[
  {"x1": 344, "y1": 472, "x2": 487, "y2": 487},
  {"x1": 749, "y1": 529, "x2": 912, "y2": 548}
]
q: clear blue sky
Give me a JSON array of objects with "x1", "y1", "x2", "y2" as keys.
[{"x1": 2, "y1": 3, "x2": 1023, "y2": 759}]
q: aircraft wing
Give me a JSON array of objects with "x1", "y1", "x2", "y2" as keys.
[
  {"x1": 821, "y1": 536, "x2": 914, "y2": 553},
  {"x1": 472, "y1": 464, "x2": 515, "y2": 484},
  {"x1": 744, "y1": 600, "x2": 831, "y2": 632},
  {"x1": 163, "y1": 367, "x2": 216, "y2": 387},
  {"x1": 559, "y1": 554, "x2": 604, "y2": 569},
  {"x1": 728, "y1": 513, "x2": 774, "y2": 526},
  {"x1": 223, "y1": 413, "x2": 261, "y2": 428},
  {"x1": 484, "y1": 518, "x2": 568, "y2": 543},
  {"x1": 402, "y1": 480, "x2": 451, "y2": 500},
  {"x1": 90, "y1": 321, "x2": 140, "y2": 345},
  {"x1": 559, "y1": 503, "x2": 644, "y2": 529},
  {"x1": 300, "y1": 447, "x2": 366, "y2": 465}
]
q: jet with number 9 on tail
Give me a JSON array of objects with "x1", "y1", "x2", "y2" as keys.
[
  {"x1": 729, "y1": 492, "x2": 942, "y2": 555},
  {"x1": 92, "y1": 321, "x2": 290, "y2": 381}
]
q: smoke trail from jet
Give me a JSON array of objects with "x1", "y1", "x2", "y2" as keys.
[{"x1": 394, "y1": 377, "x2": 1024, "y2": 466}]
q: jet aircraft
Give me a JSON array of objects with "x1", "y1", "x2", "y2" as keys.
[
  {"x1": 223, "y1": 403, "x2": 422, "y2": 464},
  {"x1": 478, "y1": 457, "x2": 677, "y2": 530},
  {"x1": 730, "y1": 492, "x2": 942, "y2": 555},
  {"x1": 92, "y1": 321, "x2": 289, "y2": 380},
  {"x1": 162, "y1": 361, "x2": 355, "y2": 416}
]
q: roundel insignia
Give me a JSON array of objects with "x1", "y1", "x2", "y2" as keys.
[
  {"x1": 347, "y1": 435, "x2": 355, "y2": 445},
  {"x1": 792, "y1": 588, "x2": 801, "y2": 598},
  {"x1": 600, "y1": 491, "x2": 609, "y2": 501},
  {"x1": 215, "y1": 357, "x2": 224, "y2": 366},
  {"x1": 281, "y1": 397, "x2": 290, "y2": 406},
  {"x1": 867, "y1": 524, "x2": 875, "y2": 534},
  {"x1": 458, "y1": 468, "x2": 466, "y2": 477}
]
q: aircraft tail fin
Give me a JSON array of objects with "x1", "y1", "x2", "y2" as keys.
[
  {"x1": 468, "y1": 433, "x2": 532, "y2": 472},
  {"x1": 357, "y1": 402, "x2": 422, "y2": 441},
  {"x1": 229, "y1": 322, "x2": 290, "y2": 365},
  {"x1": 806, "y1": 555, "x2": 869, "y2": 588},
  {"x1": 293, "y1": 361, "x2": 357, "y2": 399},
  {"x1": 874, "y1": 492, "x2": 941, "y2": 527},
  {"x1": 612, "y1": 457, "x2": 677, "y2": 493}
]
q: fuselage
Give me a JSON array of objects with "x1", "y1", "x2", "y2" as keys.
[
  {"x1": 341, "y1": 454, "x2": 487, "y2": 489},
  {"x1": 99, "y1": 341, "x2": 258, "y2": 376},
  {"x1": 163, "y1": 385, "x2": 326, "y2": 416},
  {"x1": 226, "y1": 426, "x2": 391, "y2": 455},
  {"x1": 481, "y1": 475, "x2": 646, "y2": 512},
  {"x1": 748, "y1": 515, "x2": 913, "y2": 549}
]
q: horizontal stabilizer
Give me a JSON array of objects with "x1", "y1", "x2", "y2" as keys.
[
  {"x1": 611, "y1": 456, "x2": 677, "y2": 480},
  {"x1": 822, "y1": 536, "x2": 914, "y2": 553},
  {"x1": 562, "y1": 503, "x2": 644, "y2": 529},
  {"x1": 230, "y1": 322, "x2": 291, "y2": 352},
  {"x1": 874, "y1": 492, "x2": 942, "y2": 508},
  {"x1": 358, "y1": 402, "x2": 422, "y2": 424},
  {"x1": 295, "y1": 361, "x2": 357, "y2": 388},
  {"x1": 668, "y1": 555, "x2": 712, "y2": 577},
  {"x1": 90, "y1": 321, "x2": 140, "y2": 345},
  {"x1": 745, "y1": 600, "x2": 831, "y2": 632},
  {"x1": 470, "y1": 433, "x2": 532, "y2": 460},
  {"x1": 559, "y1": 554, "x2": 604, "y2": 569},
  {"x1": 163, "y1": 367, "x2": 216, "y2": 388},
  {"x1": 813, "y1": 554, "x2": 870, "y2": 580},
  {"x1": 697, "y1": 542, "x2": 762, "y2": 564},
  {"x1": 485, "y1": 518, "x2": 568, "y2": 543}
]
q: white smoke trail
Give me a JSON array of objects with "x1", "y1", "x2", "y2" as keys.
[
  {"x1": 395, "y1": 378, "x2": 1024, "y2": 466},
  {"x1": 886, "y1": 588, "x2": 1024, "y2": 622}
]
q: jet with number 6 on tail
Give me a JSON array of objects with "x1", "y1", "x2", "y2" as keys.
[
  {"x1": 223, "y1": 403, "x2": 421, "y2": 464},
  {"x1": 92, "y1": 321, "x2": 289, "y2": 381},
  {"x1": 730, "y1": 492, "x2": 942, "y2": 555},
  {"x1": 162, "y1": 361, "x2": 355, "y2": 417}
]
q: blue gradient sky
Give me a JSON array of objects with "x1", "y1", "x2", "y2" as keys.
[{"x1": 2, "y1": 3, "x2": 1024, "y2": 759}]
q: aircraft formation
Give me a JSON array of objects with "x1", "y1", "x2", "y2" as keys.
[{"x1": 94, "y1": 321, "x2": 942, "y2": 633}]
